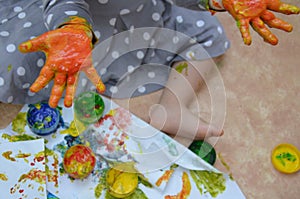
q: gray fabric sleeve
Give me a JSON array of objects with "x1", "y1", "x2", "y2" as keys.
[
  {"x1": 172, "y1": 0, "x2": 209, "y2": 10},
  {"x1": 42, "y1": 0, "x2": 94, "y2": 30}
]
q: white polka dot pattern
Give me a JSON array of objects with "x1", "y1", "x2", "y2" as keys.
[
  {"x1": 94, "y1": 30, "x2": 101, "y2": 39},
  {"x1": 23, "y1": 22, "x2": 32, "y2": 28},
  {"x1": 37, "y1": 59, "x2": 44, "y2": 67},
  {"x1": 7, "y1": 96, "x2": 13, "y2": 103},
  {"x1": 0, "y1": 0, "x2": 230, "y2": 103},
  {"x1": 1, "y1": 19, "x2": 8, "y2": 24},
  {"x1": 109, "y1": 18, "x2": 116, "y2": 26},
  {"x1": 49, "y1": 0, "x2": 57, "y2": 6},
  {"x1": 136, "y1": 51, "x2": 144, "y2": 59},
  {"x1": 17, "y1": 67, "x2": 26, "y2": 76},
  {"x1": 98, "y1": 0, "x2": 108, "y2": 4},
  {"x1": 120, "y1": 9, "x2": 130, "y2": 15},
  {"x1": 14, "y1": 6, "x2": 22, "y2": 12},
  {"x1": 47, "y1": 14, "x2": 53, "y2": 25},
  {"x1": 0, "y1": 31, "x2": 9, "y2": 37},
  {"x1": 127, "y1": 65, "x2": 134, "y2": 73},
  {"x1": 81, "y1": 78, "x2": 87, "y2": 87},
  {"x1": 0, "y1": 77, "x2": 4, "y2": 86},
  {"x1": 28, "y1": 90, "x2": 35, "y2": 96},
  {"x1": 111, "y1": 51, "x2": 119, "y2": 59},
  {"x1": 204, "y1": 40, "x2": 213, "y2": 47},
  {"x1": 152, "y1": 13, "x2": 160, "y2": 21},
  {"x1": 6, "y1": 44, "x2": 16, "y2": 53},
  {"x1": 138, "y1": 86, "x2": 146, "y2": 93},
  {"x1": 65, "y1": 11, "x2": 78, "y2": 15},
  {"x1": 143, "y1": 32, "x2": 151, "y2": 41},
  {"x1": 22, "y1": 83, "x2": 30, "y2": 89},
  {"x1": 148, "y1": 72, "x2": 155, "y2": 78},
  {"x1": 176, "y1": 16, "x2": 183, "y2": 23},
  {"x1": 136, "y1": 4, "x2": 144, "y2": 12},
  {"x1": 100, "y1": 68, "x2": 107, "y2": 75},
  {"x1": 196, "y1": 20, "x2": 205, "y2": 27},
  {"x1": 18, "y1": 12, "x2": 26, "y2": 19},
  {"x1": 110, "y1": 86, "x2": 118, "y2": 94}
]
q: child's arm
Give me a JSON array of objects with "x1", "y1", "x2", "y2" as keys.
[
  {"x1": 174, "y1": 0, "x2": 300, "y2": 45},
  {"x1": 18, "y1": 1, "x2": 104, "y2": 108},
  {"x1": 220, "y1": 0, "x2": 299, "y2": 45}
]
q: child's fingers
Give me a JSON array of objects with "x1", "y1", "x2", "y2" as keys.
[
  {"x1": 82, "y1": 66, "x2": 106, "y2": 93},
  {"x1": 261, "y1": 11, "x2": 293, "y2": 32},
  {"x1": 251, "y1": 17, "x2": 278, "y2": 45},
  {"x1": 49, "y1": 73, "x2": 67, "y2": 108},
  {"x1": 237, "y1": 18, "x2": 252, "y2": 45},
  {"x1": 268, "y1": 1, "x2": 300, "y2": 15},
  {"x1": 64, "y1": 73, "x2": 79, "y2": 108},
  {"x1": 30, "y1": 64, "x2": 55, "y2": 92},
  {"x1": 18, "y1": 33, "x2": 49, "y2": 53}
]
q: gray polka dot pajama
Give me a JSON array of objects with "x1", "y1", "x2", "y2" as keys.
[{"x1": 0, "y1": 0, "x2": 230, "y2": 104}]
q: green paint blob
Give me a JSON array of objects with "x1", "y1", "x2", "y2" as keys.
[
  {"x1": 12, "y1": 112, "x2": 27, "y2": 134},
  {"x1": 7, "y1": 64, "x2": 12, "y2": 72},
  {"x1": 175, "y1": 62, "x2": 188, "y2": 75},
  {"x1": 276, "y1": 152, "x2": 297, "y2": 166},
  {"x1": 94, "y1": 169, "x2": 108, "y2": 199},
  {"x1": 190, "y1": 170, "x2": 226, "y2": 198},
  {"x1": 1, "y1": 133, "x2": 37, "y2": 142}
]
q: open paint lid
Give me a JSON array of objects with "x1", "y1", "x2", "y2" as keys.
[
  {"x1": 189, "y1": 140, "x2": 216, "y2": 165},
  {"x1": 271, "y1": 143, "x2": 300, "y2": 174}
]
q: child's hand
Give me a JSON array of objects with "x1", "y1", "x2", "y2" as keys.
[
  {"x1": 222, "y1": 0, "x2": 300, "y2": 45},
  {"x1": 19, "y1": 17, "x2": 105, "y2": 108}
]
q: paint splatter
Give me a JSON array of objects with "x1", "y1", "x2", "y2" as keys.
[
  {"x1": 1, "y1": 133, "x2": 37, "y2": 142},
  {"x1": 18, "y1": 168, "x2": 46, "y2": 184},
  {"x1": 190, "y1": 170, "x2": 226, "y2": 198},
  {"x1": 11, "y1": 112, "x2": 27, "y2": 134},
  {"x1": 175, "y1": 62, "x2": 188, "y2": 75},
  {"x1": 44, "y1": 148, "x2": 59, "y2": 187},
  {"x1": 156, "y1": 170, "x2": 175, "y2": 187},
  {"x1": 7, "y1": 64, "x2": 12, "y2": 72},
  {"x1": 94, "y1": 169, "x2": 108, "y2": 199},
  {"x1": 162, "y1": 136, "x2": 178, "y2": 156},
  {"x1": 60, "y1": 120, "x2": 86, "y2": 137},
  {"x1": 156, "y1": 164, "x2": 178, "y2": 187},
  {"x1": 9, "y1": 169, "x2": 46, "y2": 197},
  {"x1": 164, "y1": 172, "x2": 191, "y2": 199},
  {"x1": 2, "y1": 151, "x2": 16, "y2": 161},
  {"x1": 2, "y1": 150, "x2": 31, "y2": 163},
  {"x1": 0, "y1": 173, "x2": 8, "y2": 181},
  {"x1": 217, "y1": 153, "x2": 234, "y2": 180}
]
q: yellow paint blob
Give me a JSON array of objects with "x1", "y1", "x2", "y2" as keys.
[{"x1": 106, "y1": 167, "x2": 138, "y2": 198}]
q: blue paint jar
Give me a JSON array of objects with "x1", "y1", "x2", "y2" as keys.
[{"x1": 27, "y1": 103, "x2": 61, "y2": 136}]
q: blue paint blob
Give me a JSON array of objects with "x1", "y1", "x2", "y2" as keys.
[{"x1": 27, "y1": 103, "x2": 60, "y2": 136}]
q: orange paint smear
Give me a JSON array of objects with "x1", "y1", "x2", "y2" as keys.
[
  {"x1": 165, "y1": 172, "x2": 191, "y2": 199},
  {"x1": 155, "y1": 169, "x2": 174, "y2": 187}
]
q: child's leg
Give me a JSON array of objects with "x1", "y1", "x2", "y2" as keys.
[{"x1": 148, "y1": 57, "x2": 225, "y2": 140}]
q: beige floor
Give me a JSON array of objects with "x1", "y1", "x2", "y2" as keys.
[{"x1": 1, "y1": 4, "x2": 300, "y2": 199}]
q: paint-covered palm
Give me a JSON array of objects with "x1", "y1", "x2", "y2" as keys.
[
  {"x1": 222, "y1": 0, "x2": 300, "y2": 45},
  {"x1": 19, "y1": 17, "x2": 105, "y2": 108}
]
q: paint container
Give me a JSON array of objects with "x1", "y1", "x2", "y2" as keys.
[
  {"x1": 74, "y1": 91, "x2": 105, "y2": 124},
  {"x1": 189, "y1": 140, "x2": 217, "y2": 165},
  {"x1": 271, "y1": 143, "x2": 300, "y2": 174},
  {"x1": 27, "y1": 103, "x2": 61, "y2": 136}
]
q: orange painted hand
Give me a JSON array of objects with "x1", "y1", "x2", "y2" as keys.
[
  {"x1": 221, "y1": 0, "x2": 300, "y2": 45},
  {"x1": 19, "y1": 17, "x2": 105, "y2": 108}
]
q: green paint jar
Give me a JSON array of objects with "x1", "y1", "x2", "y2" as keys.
[
  {"x1": 74, "y1": 91, "x2": 105, "y2": 124},
  {"x1": 189, "y1": 140, "x2": 216, "y2": 165}
]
